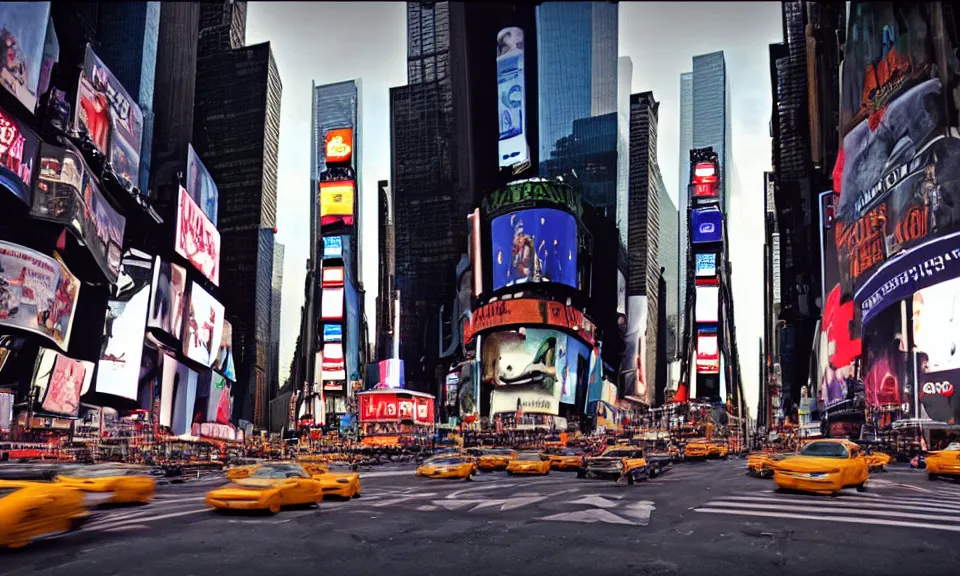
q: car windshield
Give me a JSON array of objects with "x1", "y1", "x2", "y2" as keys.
[
  {"x1": 426, "y1": 457, "x2": 466, "y2": 465},
  {"x1": 484, "y1": 449, "x2": 514, "y2": 456},
  {"x1": 800, "y1": 442, "x2": 849, "y2": 458},
  {"x1": 559, "y1": 450, "x2": 582, "y2": 456},
  {"x1": 516, "y1": 453, "x2": 542, "y2": 461},
  {"x1": 249, "y1": 465, "x2": 308, "y2": 479},
  {"x1": 601, "y1": 450, "x2": 638, "y2": 458},
  {"x1": 943, "y1": 442, "x2": 960, "y2": 451}
]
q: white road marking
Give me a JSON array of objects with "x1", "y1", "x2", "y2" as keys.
[
  {"x1": 82, "y1": 508, "x2": 210, "y2": 532},
  {"x1": 705, "y1": 501, "x2": 960, "y2": 523},
  {"x1": 695, "y1": 507, "x2": 960, "y2": 533},
  {"x1": 499, "y1": 496, "x2": 547, "y2": 511},
  {"x1": 566, "y1": 495, "x2": 620, "y2": 509},
  {"x1": 416, "y1": 505, "x2": 438, "y2": 511},
  {"x1": 538, "y1": 509, "x2": 635, "y2": 525},
  {"x1": 620, "y1": 501, "x2": 657, "y2": 526}
]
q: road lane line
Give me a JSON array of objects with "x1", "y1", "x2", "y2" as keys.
[
  {"x1": 694, "y1": 507, "x2": 960, "y2": 532},
  {"x1": 717, "y1": 495, "x2": 960, "y2": 513},
  {"x1": 702, "y1": 501, "x2": 960, "y2": 523}
]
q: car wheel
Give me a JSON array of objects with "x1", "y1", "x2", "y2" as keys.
[
  {"x1": 855, "y1": 483, "x2": 867, "y2": 493},
  {"x1": 928, "y1": 473, "x2": 938, "y2": 481},
  {"x1": 267, "y1": 501, "x2": 281, "y2": 515}
]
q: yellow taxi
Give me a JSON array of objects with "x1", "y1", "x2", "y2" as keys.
[
  {"x1": 205, "y1": 462, "x2": 325, "y2": 515},
  {"x1": 55, "y1": 464, "x2": 156, "y2": 505},
  {"x1": 546, "y1": 449, "x2": 585, "y2": 471},
  {"x1": 579, "y1": 447, "x2": 647, "y2": 480},
  {"x1": 225, "y1": 458, "x2": 263, "y2": 480},
  {"x1": 746, "y1": 452, "x2": 790, "y2": 478},
  {"x1": 505, "y1": 452, "x2": 551, "y2": 475},
  {"x1": 416, "y1": 454, "x2": 477, "y2": 480},
  {"x1": 708, "y1": 441, "x2": 729, "y2": 459},
  {"x1": 926, "y1": 441, "x2": 960, "y2": 480},
  {"x1": 476, "y1": 449, "x2": 517, "y2": 472},
  {"x1": 0, "y1": 479, "x2": 90, "y2": 549},
  {"x1": 773, "y1": 439, "x2": 869, "y2": 495},
  {"x1": 864, "y1": 451, "x2": 892, "y2": 472},
  {"x1": 301, "y1": 462, "x2": 361, "y2": 498},
  {"x1": 684, "y1": 439, "x2": 711, "y2": 459}
]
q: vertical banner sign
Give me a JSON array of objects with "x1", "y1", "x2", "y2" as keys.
[
  {"x1": 325, "y1": 129, "x2": 353, "y2": 164},
  {"x1": 496, "y1": 27, "x2": 528, "y2": 169},
  {"x1": 175, "y1": 186, "x2": 221, "y2": 285}
]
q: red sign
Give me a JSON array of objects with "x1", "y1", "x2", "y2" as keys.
[
  {"x1": 463, "y1": 298, "x2": 596, "y2": 345},
  {"x1": 696, "y1": 332, "x2": 719, "y2": 374},
  {"x1": 359, "y1": 393, "x2": 435, "y2": 424},
  {"x1": 415, "y1": 397, "x2": 434, "y2": 424},
  {"x1": 175, "y1": 186, "x2": 221, "y2": 285},
  {"x1": 693, "y1": 162, "x2": 719, "y2": 198},
  {"x1": 325, "y1": 128, "x2": 353, "y2": 164}
]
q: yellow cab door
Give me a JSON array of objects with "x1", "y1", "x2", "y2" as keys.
[{"x1": 850, "y1": 447, "x2": 868, "y2": 484}]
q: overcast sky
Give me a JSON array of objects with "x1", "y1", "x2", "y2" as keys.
[{"x1": 247, "y1": 2, "x2": 783, "y2": 418}]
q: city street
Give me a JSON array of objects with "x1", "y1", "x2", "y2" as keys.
[{"x1": 4, "y1": 460, "x2": 960, "y2": 576}]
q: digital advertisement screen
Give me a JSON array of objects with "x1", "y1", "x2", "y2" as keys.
[
  {"x1": 319, "y1": 181, "x2": 355, "y2": 226},
  {"x1": 147, "y1": 259, "x2": 187, "y2": 338},
  {"x1": 323, "y1": 324, "x2": 342, "y2": 342},
  {"x1": 37, "y1": 14, "x2": 58, "y2": 101},
  {"x1": 691, "y1": 207, "x2": 723, "y2": 243},
  {"x1": 358, "y1": 393, "x2": 434, "y2": 424},
  {"x1": 175, "y1": 186, "x2": 220, "y2": 285},
  {"x1": 182, "y1": 283, "x2": 225, "y2": 368},
  {"x1": 186, "y1": 143, "x2": 218, "y2": 225},
  {"x1": 0, "y1": 392, "x2": 12, "y2": 431},
  {"x1": 464, "y1": 297, "x2": 597, "y2": 345},
  {"x1": 203, "y1": 372, "x2": 232, "y2": 424},
  {"x1": 32, "y1": 142, "x2": 125, "y2": 283},
  {"x1": 695, "y1": 253, "x2": 717, "y2": 278},
  {"x1": 696, "y1": 331, "x2": 720, "y2": 374},
  {"x1": 325, "y1": 128, "x2": 353, "y2": 164},
  {"x1": 496, "y1": 26, "x2": 529, "y2": 169},
  {"x1": 563, "y1": 337, "x2": 590, "y2": 405},
  {"x1": 0, "y1": 241, "x2": 80, "y2": 350},
  {"x1": 691, "y1": 161, "x2": 719, "y2": 200},
  {"x1": 861, "y1": 304, "x2": 905, "y2": 409},
  {"x1": 171, "y1": 361, "x2": 198, "y2": 436},
  {"x1": 695, "y1": 285, "x2": 720, "y2": 323},
  {"x1": 322, "y1": 266, "x2": 344, "y2": 287},
  {"x1": 0, "y1": 2, "x2": 51, "y2": 112},
  {"x1": 0, "y1": 104, "x2": 40, "y2": 205},
  {"x1": 98, "y1": 252, "x2": 152, "y2": 400},
  {"x1": 213, "y1": 319, "x2": 235, "y2": 381},
  {"x1": 322, "y1": 235, "x2": 343, "y2": 259},
  {"x1": 159, "y1": 353, "x2": 178, "y2": 428},
  {"x1": 377, "y1": 359, "x2": 405, "y2": 389},
  {"x1": 75, "y1": 44, "x2": 143, "y2": 192},
  {"x1": 490, "y1": 208, "x2": 578, "y2": 291},
  {"x1": 620, "y1": 295, "x2": 648, "y2": 402},
  {"x1": 914, "y1": 277, "x2": 960, "y2": 423},
  {"x1": 321, "y1": 287, "x2": 344, "y2": 320},
  {"x1": 481, "y1": 328, "x2": 566, "y2": 416},
  {"x1": 322, "y1": 342, "x2": 345, "y2": 381},
  {"x1": 34, "y1": 348, "x2": 92, "y2": 417}
]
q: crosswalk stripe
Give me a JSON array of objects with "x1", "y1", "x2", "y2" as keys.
[
  {"x1": 716, "y1": 495, "x2": 960, "y2": 514},
  {"x1": 83, "y1": 508, "x2": 210, "y2": 532},
  {"x1": 695, "y1": 507, "x2": 960, "y2": 533},
  {"x1": 703, "y1": 501, "x2": 959, "y2": 523},
  {"x1": 748, "y1": 490, "x2": 960, "y2": 508}
]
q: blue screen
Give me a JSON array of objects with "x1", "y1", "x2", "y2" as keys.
[{"x1": 490, "y1": 208, "x2": 578, "y2": 291}]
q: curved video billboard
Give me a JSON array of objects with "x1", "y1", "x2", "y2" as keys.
[
  {"x1": 491, "y1": 208, "x2": 577, "y2": 291},
  {"x1": 0, "y1": 104, "x2": 40, "y2": 205},
  {"x1": 463, "y1": 297, "x2": 596, "y2": 345},
  {"x1": 33, "y1": 347, "x2": 93, "y2": 418},
  {"x1": 913, "y1": 276, "x2": 960, "y2": 423}
]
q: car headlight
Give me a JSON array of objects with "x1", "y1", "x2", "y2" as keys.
[{"x1": 616, "y1": 462, "x2": 624, "y2": 471}]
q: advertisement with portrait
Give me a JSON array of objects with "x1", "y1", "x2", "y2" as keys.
[
  {"x1": 696, "y1": 330, "x2": 719, "y2": 374},
  {"x1": 213, "y1": 319, "x2": 235, "y2": 382},
  {"x1": 0, "y1": 104, "x2": 39, "y2": 205},
  {"x1": 175, "y1": 186, "x2": 220, "y2": 285},
  {"x1": 912, "y1": 277, "x2": 960, "y2": 423},
  {"x1": 97, "y1": 252, "x2": 152, "y2": 400},
  {"x1": 377, "y1": 359, "x2": 405, "y2": 389},
  {"x1": 321, "y1": 287, "x2": 344, "y2": 320},
  {"x1": 695, "y1": 285, "x2": 719, "y2": 323},
  {"x1": 32, "y1": 142, "x2": 126, "y2": 283},
  {"x1": 861, "y1": 303, "x2": 906, "y2": 409},
  {"x1": 186, "y1": 143, "x2": 218, "y2": 225},
  {"x1": 619, "y1": 295, "x2": 647, "y2": 401},
  {"x1": 464, "y1": 298, "x2": 596, "y2": 346},
  {"x1": 75, "y1": 44, "x2": 143, "y2": 192},
  {"x1": 496, "y1": 26, "x2": 528, "y2": 170},
  {"x1": 321, "y1": 342, "x2": 345, "y2": 380},
  {"x1": 182, "y1": 283, "x2": 224, "y2": 368},
  {"x1": 325, "y1": 128, "x2": 353, "y2": 164},
  {"x1": 0, "y1": 2, "x2": 50, "y2": 112},
  {"x1": 490, "y1": 208, "x2": 577, "y2": 291},
  {"x1": 0, "y1": 242, "x2": 79, "y2": 350},
  {"x1": 33, "y1": 348, "x2": 93, "y2": 418},
  {"x1": 319, "y1": 181, "x2": 355, "y2": 226},
  {"x1": 695, "y1": 253, "x2": 717, "y2": 278},
  {"x1": 481, "y1": 328, "x2": 564, "y2": 416},
  {"x1": 322, "y1": 235, "x2": 343, "y2": 259},
  {"x1": 563, "y1": 336, "x2": 589, "y2": 405},
  {"x1": 691, "y1": 207, "x2": 723, "y2": 244},
  {"x1": 458, "y1": 360, "x2": 479, "y2": 419},
  {"x1": 147, "y1": 259, "x2": 186, "y2": 339}
]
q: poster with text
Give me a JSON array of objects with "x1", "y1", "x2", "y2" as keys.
[
  {"x1": 175, "y1": 186, "x2": 220, "y2": 285},
  {"x1": 186, "y1": 143, "x2": 218, "y2": 225},
  {"x1": 147, "y1": 259, "x2": 186, "y2": 338},
  {"x1": 0, "y1": 103, "x2": 39, "y2": 205},
  {"x1": 491, "y1": 208, "x2": 578, "y2": 290},
  {"x1": 0, "y1": 2, "x2": 50, "y2": 112}
]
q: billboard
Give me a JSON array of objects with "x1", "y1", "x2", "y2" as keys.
[
  {"x1": 321, "y1": 342, "x2": 345, "y2": 380},
  {"x1": 32, "y1": 142, "x2": 126, "y2": 283},
  {"x1": 358, "y1": 392, "x2": 434, "y2": 424},
  {"x1": 620, "y1": 295, "x2": 648, "y2": 401},
  {"x1": 182, "y1": 282, "x2": 225, "y2": 368},
  {"x1": 464, "y1": 297, "x2": 596, "y2": 345},
  {"x1": 695, "y1": 285, "x2": 719, "y2": 323},
  {"x1": 861, "y1": 304, "x2": 905, "y2": 409},
  {"x1": 75, "y1": 44, "x2": 143, "y2": 192},
  {"x1": 147, "y1": 259, "x2": 187, "y2": 338},
  {"x1": 696, "y1": 330, "x2": 719, "y2": 374},
  {"x1": 0, "y1": 2, "x2": 51, "y2": 112},
  {"x1": 490, "y1": 208, "x2": 578, "y2": 291},
  {"x1": 325, "y1": 128, "x2": 353, "y2": 164},
  {"x1": 482, "y1": 180, "x2": 582, "y2": 219},
  {"x1": 321, "y1": 287, "x2": 343, "y2": 320},
  {"x1": 319, "y1": 181, "x2": 355, "y2": 226},
  {"x1": 322, "y1": 266, "x2": 344, "y2": 287},
  {"x1": 37, "y1": 14, "x2": 57, "y2": 101},
  {"x1": 695, "y1": 253, "x2": 717, "y2": 278},
  {"x1": 186, "y1": 143, "x2": 218, "y2": 225},
  {"x1": 171, "y1": 361, "x2": 198, "y2": 436},
  {"x1": 0, "y1": 242, "x2": 79, "y2": 350},
  {"x1": 496, "y1": 27, "x2": 528, "y2": 169},
  {"x1": 691, "y1": 161, "x2": 719, "y2": 201},
  {"x1": 691, "y1": 207, "x2": 723, "y2": 244},
  {"x1": 563, "y1": 336, "x2": 590, "y2": 405},
  {"x1": 913, "y1": 276, "x2": 960, "y2": 423},
  {"x1": 34, "y1": 348, "x2": 92, "y2": 417},
  {"x1": 322, "y1": 235, "x2": 343, "y2": 259},
  {"x1": 377, "y1": 359, "x2": 405, "y2": 389},
  {"x1": 480, "y1": 328, "x2": 566, "y2": 416},
  {"x1": 97, "y1": 252, "x2": 152, "y2": 400},
  {"x1": 175, "y1": 186, "x2": 220, "y2": 285},
  {"x1": 0, "y1": 104, "x2": 39, "y2": 205},
  {"x1": 212, "y1": 319, "x2": 235, "y2": 382},
  {"x1": 323, "y1": 323, "x2": 342, "y2": 342},
  {"x1": 445, "y1": 371, "x2": 459, "y2": 409}
]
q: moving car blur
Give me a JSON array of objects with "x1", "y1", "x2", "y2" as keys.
[
  {"x1": 205, "y1": 463, "x2": 325, "y2": 514},
  {"x1": 505, "y1": 452, "x2": 551, "y2": 475},
  {"x1": 0, "y1": 479, "x2": 89, "y2": 549},
  {"x1": 773, "y1": 440, "x2": 869, "y2": 496},
  {"x1": 476, "y1": 449, "x2": 517, "y2": 471},
  {"x1": 416, "y1": 455, "x2": 477, "y2": 480},
  {"x1": 925, "y1": 442, "x2": 960, "y2": 480}
]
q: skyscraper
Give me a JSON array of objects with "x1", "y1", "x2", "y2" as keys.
[
  {"x1": 678, "y1": 71, "x2": 693, "y2": 329},
  {"x1": 617, "y1": 56, "x2": 633, "y2": 252},
  {"x1": 658, "y1": 176, "x2": 679, "y2": 362},
  {"x1": 270, "y1": 242, "x2": 284, "y2": 393},
  {"x1": 375, "y1": 180, "x2": 396, "y2": 362},
  {"x1": 689, "y1": 51, "x2": 731, "y2": 213}
]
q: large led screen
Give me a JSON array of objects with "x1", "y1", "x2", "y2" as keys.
[
  {"x1": 695, "y1": 253, "x2": 717, "y2": 278},
  {"x1": 481, "y1": 328, "x2": 567, "y2": 416},
  {"x1": 322, "y1": 342, "x2": 345, "y2": 382},
  {"x1": 32, "y1": 142, "x2": 125, "y2": 283},
  {"x1": 147, "y1": 259, "x2": 187, "y2": 338},
  {"x1": 33, "y1": 347, "x2": 93, "y2": 417},
  {"x1": 186, "y1": 143, "x2": 218, "y2": 225},
  {"x1": 377, "y1": 359, "x2": 405, "y2": 389},
  {"x1": 0, "y1": 104, "x2": 40, "y2": 205},
  {"x1": 175, "y1": 186, "x2": 220, "y2": 285},
  {"x1": 75, "y1": 44, "x2": 143, "y2": 192},
  {"x1": 620, "y1": 295, "x2": 648, "y2": 401},
  {"x1": 319, "y1": 181, "x2": 355, "y2": 226},
  {"x1": 691, "y1": 207, "x2": 723, "y2": 244},
  {"x1": 490, "y1": 208, "x2": 577, "y2": 290},
  {"x1": 696, "y1": 331, "x2": 719, "y2": 374},
  {"x1": 913, "y1": 277, "x2": 960, "y2": 423},
  {"x1": 0, "y1": 241, "x2": 79, "y2": 350},
  {"x1": 171, "y1": 361, "x2": 198, "y2": 436},
  {"x1": 861, "y1": 304, "x2": 905, "y2": 409},
  {"x1": 496, "y1": 27, "x2": 529, "y2": 169},
  {"x1": 691, "y1": 161, "x2": 719, "y2": 200},
  {"x1": 321, "y1": 287, "x2": 344, "y2": 320},
  {"x1": 0, "y1": 3, "x2": 51, "y2": 112},
  {"x1": 37, "y1": 13, "x2": 57, "y2": 100},
  {"x1": 563, "y1": 336, "x2": 590, "y2": 405},
  {"x1": 202, "y1": 372, "x2": 232, "y2": 424},
  {"x1": 213, "y1": 319, "x2": 235, "y2": 381},
  {"x1": 323, "y1": 324, "x2": 342, "y2": 342},
  {"x1": 695, "y1": 285, "x2": 719, "y2": 324},
  {"x1": 98, "y1": 252, "x2": 152, "y2": 400},
  {"x1": 322, "y1": 266, "x2": 344, "y2": 287},
  {"x1": 325, "y1": 129, "x2": 353, "y2": 164},
  {"x1": 322, "y1": 236, "x2": 343, "y2": 259},
  {"x1": 182, "y1": 283, "x2": 225, "y2": 368}
]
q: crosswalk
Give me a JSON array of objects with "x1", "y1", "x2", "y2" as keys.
[
  {"x1": 79, "y1": 494, "x2": 212, "y2": 533},
  {"x1": 695, "y1": 482, "x2": 960, "y2": 533}
]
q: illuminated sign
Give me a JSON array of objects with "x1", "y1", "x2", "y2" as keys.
[
  {"x1": 322, "y1": 235, "x2": 343, "y2": 259},
  {"x1": 695, "y1": 253, "x2": 717, "y2": 278},
  {"x1": 691, "y1": 161, "x2": 720, "y2": 200},
  {"x1": 481, "y1": 179, "x2": 582, "y2": 218},
  {"x1": 319, "y1": 181, "x2": 355, "y2": 225},
  {"x1": 321, "y1": 287, "x2": 344, "y2": 320},
  {"x1": 696, "y1": 331, "x2": 719, "y2": 374},
  {"x1": 695, "y1": 285, "x2": 719, "y2": 323},
  {"x1": 358, "y1": 393, "x2": 434, "y2": 424},
  {"x1": 463, "y1": 298, "x2": 596, "y2": 345},
  {"x1": 322, "y1": 324, "x2": 342, "y2": 342},
  {"x1": 322, "y1": 266, "x2": 344, "y2": 287},
  {"x1": 692, "y1": 207, "x2": 723, "y2": 243},
  {"x1": 325, "y1": 128, "x2": 353, "y2": 163}
]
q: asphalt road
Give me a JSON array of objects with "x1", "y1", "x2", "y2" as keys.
[{"x1": 4, "y1": 459, "x2": 960, "y2": 576}]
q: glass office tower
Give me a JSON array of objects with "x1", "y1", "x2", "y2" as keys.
[{"x1": 690, "y1": 51, "x2": 730, "y2": 213}]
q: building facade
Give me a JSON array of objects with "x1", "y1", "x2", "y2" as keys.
[
  {"x1": 375, "y1": 180, "x2": 396, "y2": 362},
  {"x1": 689, "y1": 51, "x2": 731, "y2": 214},
  {"x1": 270, "y1": 242, "x2": 284, "y2": 395},
  {"x1": 658, "y1": 176, "x2": 679, "y2": 363}
]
